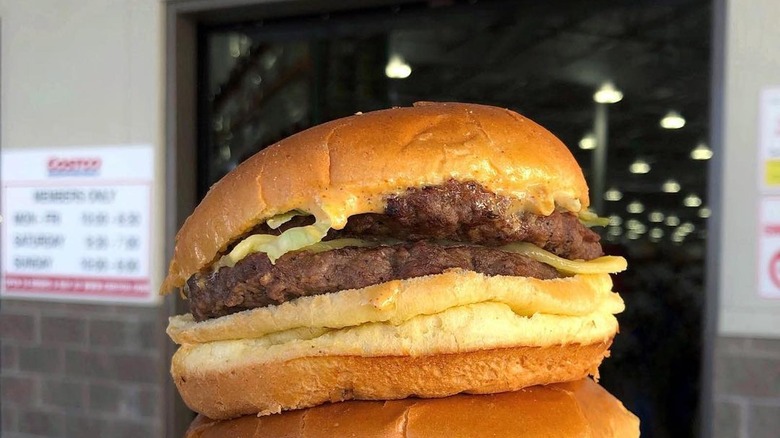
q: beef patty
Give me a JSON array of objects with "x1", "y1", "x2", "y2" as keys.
[
  {"x1": 340, "y1": 180, "x2": 602, "y2": 261},
  {"x1": 187, "y1": 241, "x2": 560, "y2": 321},
  {"x1": 242, "y1": 180, "x2": 602, "y2": 261},
  {"x1": 187, "y1": 180, "x2": 603, "y2": 321}
]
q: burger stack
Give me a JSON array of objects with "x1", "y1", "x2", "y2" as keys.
[{"x1": 162, "y1": 102, "x2": 640, "y2": 437}]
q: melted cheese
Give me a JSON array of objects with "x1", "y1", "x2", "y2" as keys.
[
  {"x1": 265, "y1": 210, "x2": 306, "y2": 229},
  {"x1": 500, "y1": 242, "x2": 627, "y2": 275},
  {"x1": 218, "y1": 229, "x2": 626, "y2": 276},
  {"x1": 309, "y1": 181, "x2": 584, "y2": 231}
]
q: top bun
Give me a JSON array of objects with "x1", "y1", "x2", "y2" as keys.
[{"x1": 162, "y1": 102, "x2": 589, "y2": 293}]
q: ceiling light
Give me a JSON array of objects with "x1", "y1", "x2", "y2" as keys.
[
  {"x1": 649, "y1": 234, "x2": 661, "y2": 243},
  {"x1": 385, "y1": 55, "x2": 412, "y2": 79},
  {"x1": 679, "y1": 222, "x2": 696, "y2": 234},
  {"x1": 648, "y1": 211, "x2": 665, "y2": 223},
  {"x1": 627, "y1": 230, "x2": 641, "y2": 240},
  {"x1": 662, "y1": 179, "x2": 681, "y2": 193},
  {"x1": 626, "y1": 219, "x2": 642, "y2": 230},
  {"x1": 660, "y1": 110, "x2": 686, "y2": 129},
  {"x1": 650, "y1": 227, "x2": 664, "y2": 239},
  {"x1": 607, "y1": 226, "x2": 622, "y2": 237},
  {"x1": 629, "y1": 159, "x2": 651, "y2": 174},
  {"x1": 671, "y1": 233, "x2": 685, "y2": 243},
  {"x1": 608, "y1": 215, "x2": 622, "y2": 226},
  {"x1": 593, "y1": 82, "x2": 623, "y2": 104},
  {"x1": 684, "y1": 194, "x2": 702, "y2": 207},
  {"x1": 665, "y1": 215, "x2": 680, "y2": 226},
  {"x1": 229, "y1": 35, "x2": 242, "y2": 58},
  {"x1": 579, "y1": 132, "x2": 597, "y2": 150},
  {"x1": 626, "y1": 220, "x2": 648, "y2": 234},
  {"x1": 691, "y1": 142, "x2": 713, "y2": 160},
  {"x1": 605, "y1": 188, "x2": 623, "y2": 201},
  {"x1": 698, "y1": 207, "x2": 711, "y2": 218},
  {"x1": 627, "y1": 200, "x2": 644, "y2": 214}
]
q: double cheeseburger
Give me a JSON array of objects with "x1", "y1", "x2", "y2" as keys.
[{"x1": 162, "y1": 102, "x2": 638, "y2": 436}]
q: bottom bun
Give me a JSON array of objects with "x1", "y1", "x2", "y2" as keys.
[
  {"x1": 185, "y1": 378, "x2": 640, "y2": 438},
  {"x1": 174, "y1": 340, "x2": 611, "y2": 420}
]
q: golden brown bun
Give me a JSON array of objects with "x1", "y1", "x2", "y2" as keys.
[
  {"x1": 169, "y1": 270, "x2": 621, "y2": 420},
  {"x1": 185, "y1": 378, "x2": 640, "y2": 438},
  {"x1": 161, "y1": 102, "x2": 589, "y2": 293},
  {"x1": 173, "y1": 341, "x2": 612, "y2": 420}
]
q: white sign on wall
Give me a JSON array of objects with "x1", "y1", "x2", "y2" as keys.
[
  {"x1": 758, "y1": 88, "x2": 780, "y2": 299},
  {"x1": 1, "y1": 145, "x2": 155, "y2": 304},
  {"x1": 759, "y1": 88, "x2": 780, "y2": 191}
]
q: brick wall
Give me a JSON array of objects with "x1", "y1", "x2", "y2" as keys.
[
  {"x1": 5, "y1": 305, "x2": 779, "y2": 438},
  {"x1": 713, "y1": 336, "x2": 780, "y2": 438},
  {"x1": 1, "y1": 299, "x2": 165, "y2": 437}
]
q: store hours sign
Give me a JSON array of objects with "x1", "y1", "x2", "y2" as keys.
[{"x1": 1, "y1": 145, "x2": 155, "y2": 304}]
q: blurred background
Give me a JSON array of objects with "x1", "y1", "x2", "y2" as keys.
[
  {"x1": 200, "y1": 2, "x2": 710, "y2": 436},
  {"x1": 1, "y1": 0, "x2": 779, "y2": 437}
]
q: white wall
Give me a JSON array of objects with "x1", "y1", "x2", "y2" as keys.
[
  {"x1": 0, "y1": 0, "x2": 165, "y2": 299},
  {"x1": 719, "y1": 0, "x2": 780, "y2": 336}
]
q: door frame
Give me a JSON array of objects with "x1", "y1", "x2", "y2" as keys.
[{"x1": 163, "y1": 2, "x2": 724, "y2": 437}]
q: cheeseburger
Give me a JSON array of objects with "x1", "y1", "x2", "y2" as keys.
[{"x1": 162, "y1": 102, "x2": 630, "y2": 425}]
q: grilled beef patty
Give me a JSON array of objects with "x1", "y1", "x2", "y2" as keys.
[
  {"x1": 187, "y1": 241, "x2": 560, "y2": 321},
  {"x1": 341, "y1": 180, "x2": 602, "y2": 261},
  {"x1": 186, "y1": 180, "x2": 603, "y2": 321}
]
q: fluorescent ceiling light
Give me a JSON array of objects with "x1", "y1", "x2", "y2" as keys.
[
  {"x1": 579, "y1": 132, "x2": 597, "y2": 150},
  {"x1": 593, "y1": 82, "x2": 623, "y2": 104},
  {"x1": 665, "y1": 215, "x2": 681, "y2": 226},
  {"x1": 608, "y1": 215, "x2": 622, "y2": 226},
  {"x1": 650, "y1": 227, "x2": 664, "y2": 239},
  {"x1": 691, "y1": 142, "x2": 713, "y2": 160},
  {"x1": 605, "y1": 188, "x2": 623, "y2": 201},
  {"x1": 627, "y1": 200, "x2": 644, "y2": 214},
  {"x1": 662, "y1": 179, "x2": 681, "y2": 193},
  {"x1": 629, "y1": 159, "x2": 651, "y2": 174},
  {"x1": 608, "y1": 226, "x2": 622, "y2": 237},
  {"x1": 684, "y1": 194, "x2": 702, "y2": 207},
  {"x1": 660, "y1": 110, "x2": 686, "y2": 129},
  {"x1": 648, "y1": 211, "x2": 665, "y2": 223},
  {"x1": 626, "y1": 219, "x2": 642, "y2": 230},
  {"x1": 679, "y1": 222, "x2": 695, "y2": 234},
  {"x1": 385, "y1": 55, "x2": 412, "y2": 79},
  {"x1": 698, "y1": 207, "x2": 711, "y2": 218}
]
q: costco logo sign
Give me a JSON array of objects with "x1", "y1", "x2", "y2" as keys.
[{"x1": 47, "y1": 157, "x2": 102, "y2": 177}]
